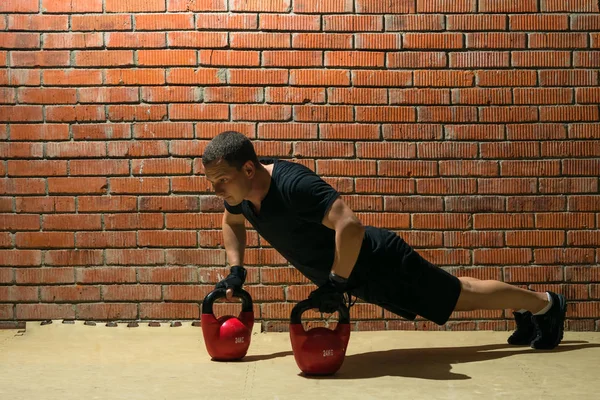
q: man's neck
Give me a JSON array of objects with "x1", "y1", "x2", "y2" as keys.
[{"x1": 246, "y1": 163, "x2": 273, "y2": 209}]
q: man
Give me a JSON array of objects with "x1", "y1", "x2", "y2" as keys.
[{"x1": 202, "y1": 131, "x2": 567, "y2": 350}]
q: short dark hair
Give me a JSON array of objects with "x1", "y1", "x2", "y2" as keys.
[{"x1": 201, "y1": 131, "x2": 259, "y2": 170}]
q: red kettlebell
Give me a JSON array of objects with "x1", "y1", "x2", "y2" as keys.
[
  {"x1": 201, "y1": 287, "x2": 254, "y2": 361},
  {"x1": 289, "y1": 299, "x2": 351, "y2": 376}
]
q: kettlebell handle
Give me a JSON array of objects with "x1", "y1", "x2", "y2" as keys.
[
  {"x1": 202, "y1": 288, "x2": 253, "y2": 315},
  {"x1": 290, "y1": 298, "x2": 350, "y2": 325}
]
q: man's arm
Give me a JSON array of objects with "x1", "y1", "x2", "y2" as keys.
[
  {"x1": 321, "y1": 197, "x2": 365, "y2": 280},
  {"x1": 222, "y1": 208, "x2": 246, "y2": 266}
]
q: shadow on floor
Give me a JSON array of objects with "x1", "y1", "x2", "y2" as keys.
[{"x1": 323, "y1": 340, "x2": 599, "y2": 381}]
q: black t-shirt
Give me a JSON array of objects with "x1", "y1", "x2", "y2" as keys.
[{"x1": 224, "y1": 158, "x2": 401, "y2": 287}]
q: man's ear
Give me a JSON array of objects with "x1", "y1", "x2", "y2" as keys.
[{"x1": 242, "y1": 160, "x2": 256, "y2": 178}]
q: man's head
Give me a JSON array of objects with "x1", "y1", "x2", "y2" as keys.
[{"x1": 202, "y1": 131, "x2": 260, "y2": 205}]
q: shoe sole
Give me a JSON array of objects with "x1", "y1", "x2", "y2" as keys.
[{"x1": 531, "y1": 293, "x2": 567, "y2": 350}]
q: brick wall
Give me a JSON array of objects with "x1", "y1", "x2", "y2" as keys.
[{"x1": 1, "y1": 0, "x2": 599, "y2": 332}]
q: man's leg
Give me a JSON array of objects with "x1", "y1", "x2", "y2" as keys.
[
  {"x1": 453, "y1": 277, "x2": 548, "y2": 313},
  {"x1": 453, "y1": 277, "x2": 567, "y2": 350}
]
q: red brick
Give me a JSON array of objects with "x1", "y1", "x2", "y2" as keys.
[
  {"x1": 76, "y1": 231, "x2": 136, "y2": 248},
  {"x1": 166, "y1": 249, "x2": 225, "y2": 265},
  {"x1": 42, "y1": 214, "x2": 101, "y2": 231},
  {"x1": 0, "y1": 214, "x2": 40, "y2": 231},
  {"x1": 504, "y1": 266, "x2": 563, "y2": 283},
  {"x1": 16, "y1": 232, "x2": 74, "y2": 249},
  {"x1": 316, "y1": 160, "x2": 376, "y2": 176},
  {"x1": 323, "y1": 15, "x2": 383, "y2": 32},
  {"x1": 105, "y1": 0, "x2": 165, "y2": 12},
  {"x1": 569, "y1": 196, "x2": 600, "y2": 211},
  {"x1": 46, "y1": 105, "x2": 106, "y2": 122},
  {"x1": 418, "y1": 249, "x2": 471, "y2": 266},
  {"x1": 480, "y1": 142, "x2": 540, "y2": 159},
  {"x1": 42, "y1": 0, "x2": 103, "y2": 13},
  {"x1": 106, "y1": 69, "x2": 165, "y2": 85},
  {"x1": 232, "y1": 104, "x2": 291, "y2": 121},
  {"x1": 44, "y1": 33, "x2": 103, "y2": 49},
  {"x1": 105, "y1": 249, "x2": 164, "y2": 266},
  {"x1": 131, "y1": 159, "x2": 192, "y2": 175},
  {"x1": 139, "y1": 196, "x2": 198, "y2": 212},
  {"x1": 229, "y1": 69, "x2": 288, "y2": 85},
  {"x1": 15, "y1": 197, "x2": 74, "y2": 213},
  {"x1": 169, "y1": 104, "x2": 229, "y2": 120},
  {"x1": 540, "y1": 105, "x2": 599, "y2": 122},
  {"x1": 9, "y1": 160, "x2": 67, "y2": 176},
  {"x1": 453, "y1": 88, "x2": 511, "y2": 105},
  {"x1": 135, "y1": 14, "x2": 193, "y2": 30},
  {"x1": 404, "y1": 33, "x2": 463, "y2": 49},
  {"x1": 473, "y1": 214, "x2": 534, "y2": 230},
  {"x1": 383, "y1": 124, "x2": 442, "y2": 140},
  {"x1": 537, "y1": 213, "x2": 595, "y2": 229},
  {"x1": 506, "y1": 124, "x2": 567, "y2": 140},
  {"x1": 414, "y1": 70, "x2": 474, "y2": 88},
  {"x1": 0, "y1": 106, "x2": 43, "y2": 122},
  {"x1": 565, "y1": 266, "x2": 600, "y2": 282},
  {"x1": 477, "y1": 70, "x2": 536, "y2": 87},
  {"x1": 17, "y1": 304, "x2": 75, "y2": 320},
  {"x1": 355, "y1": 33, "x2": 402, "y2": 50},
  {"x1": 133, "y1": 122, "x2": 193, "y2": 139},
  {"x1": 389, "y1": 88, "x2": 449, "y2": 105},
  {"x1": 110, "y1": 178, "x2": 169, "y2": 195},
  {"x1": 70, "y1": 15, "x2": 132, "y2": 31},
  {"x1": 48, "y1": 177, "x2": 108, "y2": 195},
  {"x1": 353, "y1": 71, "x2": 411, "y2": 88},
  {"x1": 69, "y1": 160, "x2": 129, "y2": 176},
  {"x1": 44, "y1": 250, "x2": 103, "y2": 266},
  {"x1": 105, "y1": 213, "x2": 164, "y2": 230},
  {"x1": 318, "y1": 124, "x2": 378, "y2": 140},
  {"x1": 569, "y1": 123, "x2": 600, "y2": 139},
  {"x1": 416, "y1": 178, "x2": 477, "y2": 194},
  {"x1": 294, "y1": 141, "x2": 353, "y2": 158},
  {"x1": 265, "y1": 87, "x2": 324, "y2": 104},
  {"x1": 40, "y1": 286, "x2": 100, "y2": 302},
  {"x1": 198, "y1": 13, "x2": 258, "y2": 30},
  {"x1": 378, "y1": 160, "x2": 437, "y2": 177},
  {"x1": 46, "y1": 142, "x2": 106, "y2": 158},
  {"x1": 0, "y1": 286, "x2": 38, "y2": 302},
  {"x1": 292, "y1": 33, "x2": 352, "y2": 49},
  {"x1": 328, "y1": 88, "x2": 387, "y2": 105},
  {"x1": 263, "y1": 50, "x2": 322, "y2": 67},
  {"x1": 1, "y1": 0, "x2": 38, "y2": 12},
  {"x1": 418, "y1": 142, "x2": 477, "y2": 159},
  {"x1": 230, "y1": 32, "x2": 290, "y2": 49},
  {"x1": 261, "y1": 13, "x2": 320, "y2": 30},
  {"x1": 447, "y1": 14, "x2": 507, "y2": 31},
  {"x1": 506, "y1": 230, "x2": 565, "y2": 247},
  {"x1": 295, "y1": 105, "x2": 353, "y2": 122},
  {"x1": 107, "y1": 105, "x2": 167, "y2": 122},
  {"x1": 75, "y1": 124, "x2": 130, "y2": 141},
  {"x1": 16, "y1": 268, "x2": 73, "y2": 284},
  {"x1": 140, "y1": 303, "x2": 199, "y2": 319},
  {"x1": 445, "y1": 231, "x2": 504, "y2": 248},
  {"x1": 440, "y1": 160, "x2": 498, "y2": 177},
  {"x1": 199, "y1": 50, "x2": 260, "y2": 66},
  {"x1": 79, "y1": 87, "x2": 139, "y2": 103},
  {"x1": 413, "y1": 214, "x2": 472, "y2": 230},
  {"x1": 137, "y1": 267, "x2": 196, "y2": 283},
  {"x1": 107, "y1": 141, "x2": 169, "y2": 157},
  {"x1": 446, "y1": 197, "x2": 504, "y2": 213},
  {"x1": 17, "y1": 88, "x2": 76, "y2": 105},
  {"x1": 416, "y1": 0, "x2": 476, "y2": 12},
  {"x1": 77, "y1": 303, "x2": 137, "y2": 320},
  {"x1": 76, "y1": 268, "x2": 136, "y2": 284},
  {"x1": 507, "y1": 196, "x2": 566, "y2": 211},
  {"x1": 543, "y1": 141, "x2": 600, "y2": 157},
  {"x1": 138, "y1": 50, "x2": 196, "y2": 66},
  {"x1": 105, "y1": 32, "x2": 165, "y2": 49},
  {"x1": 0, "y1": 33, "x2": 40, "y2": 49},
  {"x1": 356, "y1": 106, "x2": 416, "y2": 122},
  {"x1": 535, "y1": 248, "x2": 596, "y2": 265},
  {"x1": 290, "y1": 70, "x2": 349, "y2": 86},
  {"x1": 478, "y1": 178, "x2": 537, "y2": 194},
  {"x1": 541, "y1": 0, "x2": 599, "y2": 11},
  {"x1": 138, "y1": 231, "x2": 197, "y2": 248},
  {"x1": 474, "y1": 248, "x2": 532, "y2": 265},
  {"x1": 480, "y1": 106, "x2": 538, "y2": 123},
  {"x1": 8, "y1": 69, "x2": 41, "y2": 86},
  {"x1": 568, "y1": 231, "x2": 600, "y2": 246},
  {"x1": 354, "y1": 178, "x2": 413, "y2": 194},
  {"x1": 500, "y1": 160, "x2": 560, "y2": 177},
  {"x1": 562, "y1": 160, "x2": 600, "y2": 177},
  {"x1": 43, "y1": 69, "x2": 102, "y2": 86},
  {"x1": 165, "y1": 213, "x2": 221, "y2": 229},
  {"x1": 391, "y1": 53, "x2": 447, "y2": 69},
  {"x1": 292, "y1": 0, "x2": 350, "y2": 12},
  {"x1": 0, "y1": 143, "x2": 43, "y2": 159},
  {"x1": 510, "y1": 14, "x2": 568, "y2": 31},
  {"x1": 325, "y1": 51, "x2": 384, "y2": 67},
  {"x1": 0, "y1": 178, "x2": 45, "y2": 195}
]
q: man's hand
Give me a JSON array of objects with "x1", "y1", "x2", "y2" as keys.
[
  {"x1": 308, "y1": 281, "x2": 345, "y2": 313},
  {"x1": 215, "y1": 265, "x2": 247, "y2": 302}
]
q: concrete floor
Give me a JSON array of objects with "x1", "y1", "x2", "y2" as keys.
[{"x1": 1, "y1": 321, "x2": 599, "y2": 400}]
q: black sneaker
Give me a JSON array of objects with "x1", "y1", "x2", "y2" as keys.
[
  {"x1": 507, "y1": 311, "x2": 536, "y2": 345},
  {"x1": 531, "y1": 292, "x2": 567, "y2": 350}
]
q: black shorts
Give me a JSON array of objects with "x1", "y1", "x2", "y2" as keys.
[{"x1": 351, "y1": 233, "x2": 462, "y2": 326}]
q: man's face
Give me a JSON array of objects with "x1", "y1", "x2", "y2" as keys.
[{"x1": 204, "y1": 159, "x2": 253, "y2": 206}]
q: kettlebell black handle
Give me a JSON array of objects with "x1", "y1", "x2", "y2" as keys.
[
  {"x1": 202, "y1": 288, "x2": 253, "y2": 315},
  {"x1": 290, "y1": 298, "x2": 350, "y2": 325}
]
